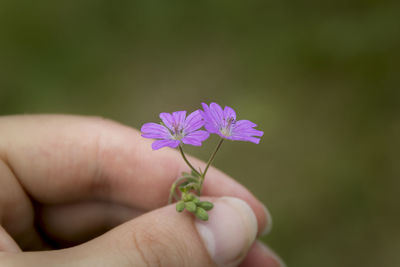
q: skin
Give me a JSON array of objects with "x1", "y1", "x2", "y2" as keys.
[{"x1": 0, "y1": 115, "x2": 282, "y2": 266}]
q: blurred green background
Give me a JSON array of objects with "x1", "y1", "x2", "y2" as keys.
[{"x1": 1, "y1": 1, "x2": 399, "y2": 266}]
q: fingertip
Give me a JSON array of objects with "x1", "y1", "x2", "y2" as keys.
[
  {"x1": 261, "y1": 203, "x2": 273, "y2": 236},
  {"x1": 195, "y1": 197, "x2": 258, "y2": 267},
  {"x1": 239, "y1": 241, "x2": 285, "y2": 267},
  {"x1": 200, "y1": 170, "x2": 271, "y2": 237}
]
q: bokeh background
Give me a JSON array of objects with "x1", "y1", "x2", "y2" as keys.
[{"x1": 1, "y1": 1, "x2": 399, "y2": 266}]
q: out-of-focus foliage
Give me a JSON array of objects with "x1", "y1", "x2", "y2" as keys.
[{"x1": 0, "y1": 1, "x2": 399, "y2": 266}]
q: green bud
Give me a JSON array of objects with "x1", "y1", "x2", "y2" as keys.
[
  {"x1": 179, "y1": 186, "x2": 188, "y2": 193},
  {"x1": 192, "y1": 197, "x2": 200, "y2": 205},
  {"x1": 198, "y1": 201, "x2": 214, "y2": 211},
  {"x1": 176, "y1": 201, "x2": 185, "y2": 212},
  {"x1": 195, "y1": 207, "x2": 209, "y2": 221},
  {"x1": 183, "y1": 194, "x2": 194, "y2": 202},
  {"x1": 185, "y1": 201, "x2": 196, "y2": 212}
]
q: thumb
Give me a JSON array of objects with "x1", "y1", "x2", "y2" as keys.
[{"x1": 0, "y1": 197, "x2": 258, "y2": 267}]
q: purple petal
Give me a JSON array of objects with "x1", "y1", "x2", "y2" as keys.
[
  {"x1": 184, "y1": 110, "x2": 204, "y2": 133},
  {"x1": 159, "y1": 113, "x2": 174, "y2": 130},
  {"x1": 202, "y1": 103, "x2": 220, "y2": 127},
  {"x1": 230, "y1": 120, "x2": 264, "y2": 143},
  {"x1": 182, "y1": 130, "x2": 210, "y2": 146},
  {"x1": 209, "y1": 102, "x2": 224, "y2": 125},
  {"x1": 172, "y1": 111, "x2": 187, "y2": 129},
  {"x1": 141, "y1": 123, "x2": 170, "y2": 139},
  {"x1": 200, "y1": 110, "x2": 219, "y2": 134},
  {"x1": 233, "y1": 127, "x2": 264, "y2": 137},
  {"x1": 201, "y1": 103, "x2": 222, "y2": 133},
  {"x1": 151, "y1": 139, "x2": 180, "y2": 150},
  {"x1": 201, "y1": 103, "x2": 213, "y2": 124},
  {"x1": 230, "y1": 135, "x2": 261, "y2": 144},
  {"x1": 243, "y1": 129, "x2": 264, "y2": 137},
  {"x1": 233, "y1": 120, "x2": 257, "y2": 130},
  {"x1": 223, "y1": 106, "x2": 236, "y2": 120},
  {"x1": 231, "y1": 130, "x2": 263, "y2": 138}
]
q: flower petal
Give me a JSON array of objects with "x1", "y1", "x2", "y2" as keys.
[
  {"x1": 182, "y1": 130, "x2": 210, "y2": 146},
  {"x1": 172, "y1": 111, "x2": 187, "y2": 129},
  {"x1": 199, "y1": 111, "x2": 218, "y2": 134},
  {"x1": 184, "y1": 110, "x2": 204, "y2": 133},
  {"x1": 233, "y1": 120, "x2": 257, "y2": 130},
  {"x1": 151, "y1": 139, "x2": 180, "y2": 150},
  {"x1": 232, "y1": 128, "x2": 264, "y2": 138},
  {"x1": 230, "y1": 119, "x2": 264, "y2": 143},
  {"x1": 201, "y1": 103, "x2": 220, "y2": 133},
  {"x1": 230, "y1": 135, "x2": 261, "y2": 144},
  {"x1": 159, "y1": 113, "x2": 174, "y2": 130},
  {"x1": 141, "y1": 123, "x2": 170, "y2": 139},
  {"x1": 224, "y1": 106, "x2": 236, "y2": 120},
  {"x1": 209, "y1": 102, "x2": 224, "y2": 125}
]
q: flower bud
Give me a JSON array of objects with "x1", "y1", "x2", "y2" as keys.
[
  {"x1": 195, "y1": 207, "x2": 209, "y2": 221},
  {"x1": 199, "y1": 201, "x2": 214, "y2": 211},
  {"x1": 193, "y1": 197, "x2": 200, "y2": 205},
  {"x1": 183, "y1": 194, "x2": 194, "y2": 202},
  {"x1": 176, "y1": 201, "x2": 185, "y2": 212},
  {"x1": 185, "y1": 201, "x2": 197, "y2": 212}
]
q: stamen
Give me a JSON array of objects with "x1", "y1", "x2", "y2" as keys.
[{"x1": 220, "y1": 117, "x2": 235, "y2": 137}]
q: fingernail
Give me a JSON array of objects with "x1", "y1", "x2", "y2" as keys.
[
  {"x1": 195, "y1": 197, "x2": 258, "y2": 267},
  {"x1": 261, "y1": 204, "x2": 273, "y2": 236}
]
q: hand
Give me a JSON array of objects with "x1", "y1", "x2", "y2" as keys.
[{"x1": 0, "y1": 115, "x2": 284, "y2": 267}]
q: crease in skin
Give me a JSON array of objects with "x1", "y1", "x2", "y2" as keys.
[
  {"x1": 0, "y1": 226, "x2": 21, "y2": 252},
  {"x1": 0, "y1": 158, "x2": 42, "y2": 251},
  {"x1": 37, "y1": 201, "x2": 145, "y2": 247}
]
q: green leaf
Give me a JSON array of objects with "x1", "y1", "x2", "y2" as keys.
[
  {"x1": 198, "y1": 201, "x2": 214, "y2": 211},
  {"x1": 176, "y1": 201, "x2": 185, "y2": 212},
  {"x1": 195, "y1": 207, "x2": 209, "y2": 221},
  {"x1": 185, "y1": 201, "x2": 196, "y2": 212}
]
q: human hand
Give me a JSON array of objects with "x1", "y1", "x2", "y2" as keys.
[{"x1": 0, "y1": 115, "x2": 284, "y2": 266}]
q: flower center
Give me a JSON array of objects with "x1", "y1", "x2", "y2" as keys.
[
  {"x1": 220, "y1": 117, "x2": 235, "y2": 136},
  {"x1": 172, "y1": 131, "x2": 185, "y2": 140},
  {"x1": 170, "y1": 123, "x2": 185, "y2": 140}
]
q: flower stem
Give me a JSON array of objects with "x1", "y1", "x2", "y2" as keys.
[
  {"x1": 178, "y1": 145, "x2": 201, "y2": 176},
  {"x1": 168, "y1": 176, "x2": 189, "y2": 204},
  {"x1": 200, "y1": 138, "x2": 224, "y2": 188}
]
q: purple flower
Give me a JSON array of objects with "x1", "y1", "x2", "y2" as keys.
[
  {"x1": 201, "y1": 102, "x2": 264, "y2": 144},
  {"x1": 141, "y1": 110, "x2": 210, "y2": 150}
]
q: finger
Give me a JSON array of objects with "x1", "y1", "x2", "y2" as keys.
[
  {"x1": 0, "y1": 226, "x2": 21, "y2": 252},
  {"x1": 0, "y1": 115, "x2": 269, "y2": 235},
  {"x1": 0, "y1": 159, "x2": 44, "y2": 250},
  {"x1": 0, "y1": 197, "x2": 259, "y2": 267},
  {"x1": 37, "y1": 201, "x2": 143, "y2": 247},
  {"x1": 239, "y1": 241, "x2": 286, "y2": 267}
]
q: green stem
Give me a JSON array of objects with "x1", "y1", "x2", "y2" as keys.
[
  {"x1": 200, "y1": 138, "x2": 224, "y2": 189},
  {"x1": 168, "y1": 176, "x2": 190, "y2": 204},
  {"x1": 178, "y1": 145, "x2": 201, "y2": 176}
]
